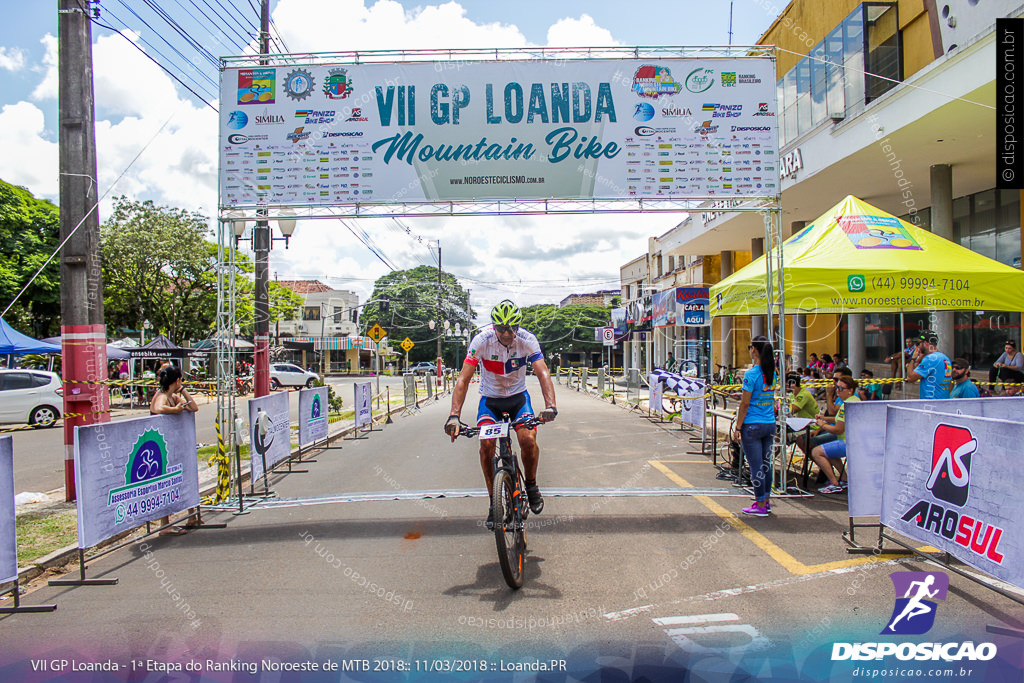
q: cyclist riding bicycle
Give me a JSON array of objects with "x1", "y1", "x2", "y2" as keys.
[{"x1": 444, "y1": 300, "x2": 558, "y2": 525}]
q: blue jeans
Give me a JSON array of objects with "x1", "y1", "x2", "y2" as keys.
[{"x1": 741, "y1": 422, "x2": 777, "y2": 501}]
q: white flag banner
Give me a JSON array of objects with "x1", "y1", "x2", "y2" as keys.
[
  {"x1": 845, "y1": 397, "x2": 1024, "y2": 517},
  {"x1": 0, "y1": 436, "x2": 16, "y2": 584},
  {"x1": 73, "y1": 413, "x2": 200, "y2": 549},
  {"x1": 354, "y1": 381, "x2": 372, "y2": 429},
  {"x1": 648, "y1": 373, "x2": 663, "y2": 417},
  {"x1": 248, "y1": 392, "x2": 292, "y2": 481},
  {"x1": 298, "y1": 386, "x2": 329, "y2": 445},
  {"x1": 881, "y1": 406, "x2": 1024, "y2": 589}
]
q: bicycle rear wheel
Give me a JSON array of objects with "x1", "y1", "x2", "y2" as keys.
[{"x1": 491, "y1": 468, "x2": 525, "y2": 589}]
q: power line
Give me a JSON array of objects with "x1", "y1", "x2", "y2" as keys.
[{"x1": 90, "y1": 13, "x2": 218, "y2": 110}]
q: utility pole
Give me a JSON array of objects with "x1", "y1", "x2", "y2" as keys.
[
  {"x1": 436, "y1": 243, "x2": 443, "y2": 378},
  {"x1": 253, "y1": 0, "x2": 271, "y2": 397},
  {"x1": 59, "y1": 0, "x2": 108, "y2": 502}
]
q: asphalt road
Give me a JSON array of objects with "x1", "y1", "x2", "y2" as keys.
[
  {"x1": 4, "y1": 375, "x2": 411, "y2": 495},
  {"x1": 2, "y1": 378, "x2": 1022, "y2": 680}
]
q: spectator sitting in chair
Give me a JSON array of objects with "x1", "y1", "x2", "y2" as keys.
[
  {"x1": 787, "y1": 373, "x2": 818, "y2": 419},
  {"x1": 885, "y1": 337, "x2": 916, "y2": 378},
  {"x1": 989, "y1": 340, "x2": 1024, "y2": 396},
  {"x1": 950, "y1": 357, "x2": 980, "y2": 399},
  {"x1": 824, "y1": 367, "x2": 854, "y2": 417},
  {"x1": 857, "y1": 369, "x2": 883, "y2": 401},
  {"x1": 811, "y1": 377, "x2": 860, "y2": 494}
]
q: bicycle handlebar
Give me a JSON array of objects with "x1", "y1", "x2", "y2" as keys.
[{"x1": 450, "y1": 415, "x2": 546, "y2": 439}]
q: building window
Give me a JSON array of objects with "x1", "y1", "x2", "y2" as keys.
[
  {"x1": 302, "y1": 306, "x2": 320, "y2": 321},
  {"x1": 864, "y1": 3, "x2": 901, "y2": 102},
  {"x1": 777, "y1": 3, "x2": 901, "y2": 145}
]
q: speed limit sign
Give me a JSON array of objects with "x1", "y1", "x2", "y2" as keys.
[{"x1": 602, "y1": 327, "x2": 615, "y2": 346}]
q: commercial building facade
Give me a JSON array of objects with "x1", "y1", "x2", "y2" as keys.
[{"x1": 621, "y1": 0, "x2": 1021, "y2": 375}]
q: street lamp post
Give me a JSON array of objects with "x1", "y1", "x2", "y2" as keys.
[{"x1": 231, "y1": 210, "x2": 295, "y2": 397}]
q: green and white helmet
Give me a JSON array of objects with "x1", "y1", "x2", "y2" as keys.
[{"x1": 490, "y1": 299, "x2": 523, "y2": 327}]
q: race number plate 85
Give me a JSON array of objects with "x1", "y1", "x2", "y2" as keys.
[{"x1": 478, "y1": 422, "x2": 509, "y2": 440}]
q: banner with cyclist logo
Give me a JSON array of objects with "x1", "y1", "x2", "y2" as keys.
[
  {"x1": 248, "y1": 392, "x2": 292, "y2": 482},
  {"x1": 881, "y1": 406, "x2": 1024, "y2": 588},
  {"x1": 354, "y1": 381, "x2": 372, "y2": 429},
  {"x1": 72, "y1": 413, "x2": 200, "y2": 549},
  {"x1": 844, "y1": 397, "x2": 1024, "y2": 518},
  {"x1": 0, "y1": 436, "x2": 16, "y2": 584},
  {"x1": 298, "y1": 386, "x2": 328, "y2": 445}
]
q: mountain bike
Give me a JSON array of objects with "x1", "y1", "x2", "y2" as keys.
[
  {"x1": 711, "y1": 364, "x2": 739, "y2": 410},
  {"x1": 453, "y1": 414, "x2": 543, "y2": 589}
]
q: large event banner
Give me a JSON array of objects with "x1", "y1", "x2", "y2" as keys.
[
  {"x1": 354, "y1": 381, "x2": 372, "y2": 428},
  {"x1": 219, "y1": 58, "x2": 778, "y2": 207},
  {"x1": 297, "y1": 386, "x2": 328, "y2": 446},
  {"x1": 676, "y1": 287, "x2": 711, "y2": 327},
  {"x1": 0, "y1": 436, "x2": 15, "y2": 584},
  {"x1": 73, "y1": 413, "x2": 200, "y2": 549},
  {"x1": 845, "y1": 397, "x2": 1024, "y2": 517},
  {"x1": 881, "y1": 406, "x2": 1024, "y2": 589},
  {"x1": 248, "y1": 392, "x2": 292, "y2": 481}
]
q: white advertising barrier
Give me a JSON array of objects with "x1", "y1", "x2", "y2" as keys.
[
  {"x1": 648, "y1": 373, "x2": 664, "y2": 417},
  {"x1": 218, "y1": 57, "x2": 779, "y2": 207},
  {"x1": 354, "y1": 381, "x2": 372, "y2": 429},
  {"x1": 881, "y1": 406, "x2": 1024, "y2": 589},
  {"x1": 403, "y1": 374, "x2": 416, "y2": 406},
  {"x1": 0, "y1": 436, "x2": 16, "y2": 583},
  {"x1": 845, "y1": 397, "x2": 1024, "y2": 517},
  {"x1": 73, "y1": 413, "x2": 200, "y2": 549},
  {"x1": 248, "y1": 392, "x2": 291, "y2": 481},
  {"x1": 297, "y1": 386, "x2": 329, "y2": 446}
]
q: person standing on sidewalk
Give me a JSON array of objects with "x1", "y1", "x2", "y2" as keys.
[
  {"x1": 150, "y1": 365, "x2": 199, "y2": 535},
  {"x1": 732, "y1": 335, "x2": 777, "y2": 517},
  {"x1": 906, "y1": 331, "x2": 952, "y2": 400}
]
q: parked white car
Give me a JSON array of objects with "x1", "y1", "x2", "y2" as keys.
[
  {"x1": 269, "y1": 363, "x2": 320, "y2": 390},
  {"x1": 0, "y1": 369, "x2": 63, "y2": 427}
]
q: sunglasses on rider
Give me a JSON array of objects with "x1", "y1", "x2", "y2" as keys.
[{"x1": 494, "y1": 324, "x2": 518, "y2": 334}]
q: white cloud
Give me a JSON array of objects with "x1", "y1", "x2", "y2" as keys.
[
  {"x1": 546, "y1": 14, "x2": 621, "y2": 46},
  {"x1": 0, "y1": 101, "x2": 58, "y2": 197},
  {"x1": 30, "y1": 35, "x2": 57, "y2": 100},
  {"x1": 274, "y1": 0, "x2": 529, "y2": 52},
  {"x1": 0, "y1": 46, "x2": 26, "y2": 71}
]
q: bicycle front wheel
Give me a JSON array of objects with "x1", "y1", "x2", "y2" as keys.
[{"x1": 491, "y1": 468, "x2": 525, "y2": 589}]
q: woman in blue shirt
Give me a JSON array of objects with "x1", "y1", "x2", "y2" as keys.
[{"x1": 731, "y1": 335, "x2": 777, "y2": 516}]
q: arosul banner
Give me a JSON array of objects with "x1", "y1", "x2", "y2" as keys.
[
  {"x1": 73, "y1": 413, "x2": 200, "y2": 549},
  {"x1": 677, "y1": 287, "x2": 711, "y2": 326},
  {"x1": 354, "y1": 381, "x2": 372, "y2": 429},
  {"x1": 248, "y1": 392, "x2": 291, "y2": 481},
  {"x1": 881, "y1": 407, "x2": 1024, "y2": 589},
  {"x1": 0, "y1": 436, "x2": 15, "y2": 584},
  {"x1": 219, "y1": 57, "x2": 778, "y2": 207},
  {"x1": 844, "y1": 397, "x2": 1024, "y2": 517},
  {"x1": 297, "y1": 386, "x2": 329, "y2": 446}
]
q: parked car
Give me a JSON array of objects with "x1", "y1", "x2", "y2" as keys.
[
  {"x1": 409, "y1": 362, "x2": 437, "y2": 376},
  {"x1": 0, "y1": 369, "x2": 63, "y2": 428},
  {"x1": 269, "y1": 363, "x2": 320, "y2": 390}
]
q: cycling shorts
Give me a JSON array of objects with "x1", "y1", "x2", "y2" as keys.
[{"x1": 477, "y1": 391, "x2": 535, "y2": 428}]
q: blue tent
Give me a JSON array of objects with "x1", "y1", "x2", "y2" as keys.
[{"x1": 0, "y1": 318, "x2": 61, "y2": 355}]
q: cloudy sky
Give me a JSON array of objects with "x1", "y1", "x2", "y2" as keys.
[{"x1": 0, "y1": 0, "x2": 778, "y2": 314}]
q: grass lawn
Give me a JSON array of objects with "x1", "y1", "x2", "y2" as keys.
[{"x1": 15, "y1": 507, "x2": 77, "y2": 566}]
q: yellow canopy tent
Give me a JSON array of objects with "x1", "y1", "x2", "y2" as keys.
[{"x1": 710, "y1": 195, "x2": 1024, "y2": 316}]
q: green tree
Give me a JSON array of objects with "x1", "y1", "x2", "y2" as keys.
[
  {"x1": 361, "y1": 266, "x2": 473, "y2": 366},
  {"x1": 520, "y1": 303, "x2": 611, "y2": 365},
  {"x1": 101, "y1": 196, "x2": 218, "y2": 344},
  {"x1": 0, "y1": 179, "x2": 61, "y2": 337}
]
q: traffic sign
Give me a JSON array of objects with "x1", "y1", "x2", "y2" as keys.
[
  {"x1": 602, "y1": 327, "x2": 615, "y2": 346},
  {"x1": 368, "y1": 324, "x2": 387, "y2": 342},
  {"x1": 401, "y1": 337, "x2": 414, "y2": 352}
]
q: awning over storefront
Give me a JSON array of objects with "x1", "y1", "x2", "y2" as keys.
[
  {"x1": 710, "y1": 195, "x2": 1024, "y2": 316},
  {"x1": 280, "y1": 336, "x2": 386, "y2": 352}
]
